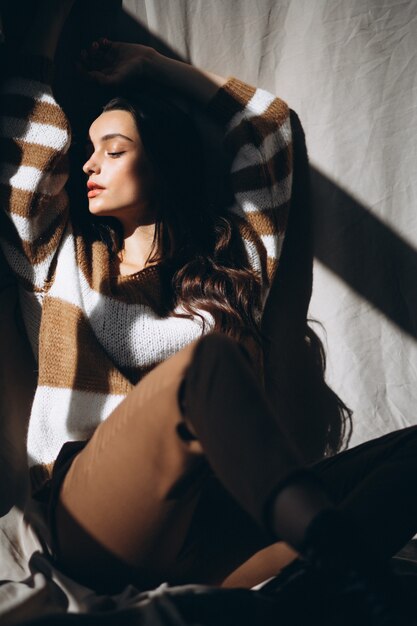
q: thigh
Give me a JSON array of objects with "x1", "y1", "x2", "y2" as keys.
[
  {"x1": 55, "y1": 339, "x2": 208, "y2": 591},
  {"x1": 53, "y1": 336, "x2": 277, "y2": 593}
]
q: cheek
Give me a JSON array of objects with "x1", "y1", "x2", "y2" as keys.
[
  {"x1": 122, "y1": 164, "x2": 154, "y2": 201},
  {"x1": 116, "y1": 161, "x2": 148, "y2": 201}
]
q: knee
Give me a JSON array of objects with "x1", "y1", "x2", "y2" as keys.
[
  {"x1": 183, "y1": 333, "x2": 256, "y2": 416},
  {"x1": 193, "y1": 332, "x2": 251, "y2": 370},
  {"x1": 182, "y1": 333, "x2": 252, "y2": 414}
]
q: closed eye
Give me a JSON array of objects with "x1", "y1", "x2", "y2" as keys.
[{"x1": 107, "y1": 151, "x2": 125, "y2": 158}]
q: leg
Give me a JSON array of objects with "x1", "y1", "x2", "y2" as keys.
[
  {"x1": 54, "y1": 339, "x2": 208, "y2": 591},
  {"x1": 181, "y1": 334, "x2": 334, "y2": 545},
  {"x1": 312, "y1": 425, "x2": 417, "y2": 559},
  {"x1": 53, "y1": 332, "x2": 330, "y2": 592},
  {"x1": 178, "y1": 334, "x2": 417, "y2": 624},
  {"x1": 56, "y1": 331, "x2": 410, "y2": 607},
  {"x1": 222, "y1": 426, "x2": 417, "y2": 588},
  {"x1": 54, "y1": 337, "x2": 285, "y2": 592}
]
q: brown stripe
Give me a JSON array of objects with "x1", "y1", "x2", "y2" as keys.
[
  {"x1": 230, "y1": 145, "x2": 292, "y2": 192},
  {"x1": 0, "y1": 182, "x2": 68, "y2": 219},
  {"x1": 0, "y1": 137, "x2": 69, "y2": 174},
  {"x1": 244, "y1": 203, "x2": 289, "y2": 237},
  {"x1": 0, "y1": 203, "x2": 68, "y2": 266},
  {"x1": 267, "y1": 256, "x2": 279, "y2": 283},
  {"x1": 225, "y1": 98, "x2": 290, "y2": 153},
  {"x1": 38, "y1": 296, "x2": 133, "y2": 396},
  {"x1": 263, "y1": 97, "x2": 290, "y2": 125},
  {"x1": 237, "y1": 220, "x2": 269, "y2": 285},
  {"x1": 0, "y1": 93, "x2": 69, "y2": 131},
  {"x1": 207, "y1": 78, "x2": 256, "y2": 125}
]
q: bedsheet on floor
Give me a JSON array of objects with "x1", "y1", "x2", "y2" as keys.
[{"x1": 0, "y1": 503, "x2": 416, "y2": 626}]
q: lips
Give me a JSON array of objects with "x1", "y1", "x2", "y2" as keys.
[
  {"x1": 87, "y1": 181, "x2": 105, "y2": 199},
  {"x1": 87, "y1": 188, "x2": 104, "y2": 198}
]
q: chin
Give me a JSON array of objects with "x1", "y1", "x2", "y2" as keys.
[{"x1": 88, "y1": 204, "x2": 117, "y2": 217}]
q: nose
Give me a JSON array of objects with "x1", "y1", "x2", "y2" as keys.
[{"x1": 82, "y1": 154, "x2": 100, "y2": 176}]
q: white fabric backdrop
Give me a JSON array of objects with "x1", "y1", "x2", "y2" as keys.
[
  {"x1": 121, "y1": 0, "x2": 417, "y2": 447},
  {"x1": 1, "y1": 2, "x2": 417, "y2": 620}
]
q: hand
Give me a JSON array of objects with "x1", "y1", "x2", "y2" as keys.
[{"x1": 79, "y1": 39, "x2": 156, "y2": 86}]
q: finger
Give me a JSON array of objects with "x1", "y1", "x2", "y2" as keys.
[
  {"x1": 90, "y1": 38, "x2": 111, "y2": 56},
  {"x1": 84, "y1": 69, "x2": 116, "y2": 85},
  {"x1": 76, "y1": 62, "x2": 102, "y2": 83},
  {"x1": 87, "y1": 42, "x2": 114, "y2": 70},
  {"x1": 98, "y1": 37, "x2": 111, "y2": 48}
]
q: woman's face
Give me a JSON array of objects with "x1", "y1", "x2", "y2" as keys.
[{"x1": 83, "y1": 109, "x2": 154, "y2": 221}]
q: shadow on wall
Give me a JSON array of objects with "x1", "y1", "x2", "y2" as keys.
[{"x1": 311, "y1": 168, "x2": 417, "y2": 341}]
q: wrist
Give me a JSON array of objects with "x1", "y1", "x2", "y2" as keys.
[{"x1": 145, "y1": 47, "x2": 171, "y2": 80}]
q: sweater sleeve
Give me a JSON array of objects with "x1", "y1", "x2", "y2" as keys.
[
  {"x1": 0, "y1": 54, "x2": 71, "y2": 291},
  {"x1": 206, "y1": 77, "x2": 292, "y2": 301}
]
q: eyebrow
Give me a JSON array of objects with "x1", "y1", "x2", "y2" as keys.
[{"x1": 87, "y1": 133, "x2": 134, "y2": 144}]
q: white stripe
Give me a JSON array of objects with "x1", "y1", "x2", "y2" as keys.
[
  {"x1": 0, "y1": 116, "x2": 70, "y2": 151},
  {"x1": 228, "y1": 88, "x2": 277, "y2": 132},
  {"x1": 18, "y1": 286, "x2": 43, "y2": 360},
  {"x1": 48, "y1": 234, "x2": 213, "y2": 369},
  {"x1": 0, "y1": 236, "x2": 56, "y2": 289},
  {"x1": 261, "y1": 233, "x2": 285, "y2": 260},
  {"x1": 231, "y1": 118, "x2": 292, "y2": 173},
  {"x1": 8, "y1": 196, "x2": 67, "y2": 243},
  {"x1": 27, "y1": 386, "x2": 126, "y2": 466},
  {"x1": 0, "y1": 163, "x2": 67, "y2": 195},
  {"x1": 235, "y1": 176, "x2": 292, "y2": 213},
  {"x1": 242, "y1": 233, "x2": 285, "y2": 277},
  {"x1": 242, "y1": 234, "x2": 284, "y2": 270},
  {"x1": 2, "y1": 77, "x2": 56, "y2": 104},
  {"x1": 59, "y1": 276, "x2": 209, "y2": 367},
  {"x1": 243, "y1": 237, "x2": 262, "y2": 276}
]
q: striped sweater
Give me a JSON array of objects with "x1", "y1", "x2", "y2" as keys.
[{"x1": 0, "y1": 55, "x2": 293, "y2": 489}]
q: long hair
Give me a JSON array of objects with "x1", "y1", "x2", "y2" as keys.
[
  {"x1": 79, "y1": 92, "x2": 351, "y2": 456},
  {"x1": 88, "y1": 93, "x2": 262, "y2": 342}
]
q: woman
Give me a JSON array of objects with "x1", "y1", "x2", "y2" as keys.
[{"x1": 1, "y1": 1, "x2": 417, "y2": 622}]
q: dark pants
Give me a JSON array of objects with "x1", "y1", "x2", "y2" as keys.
[{"x1": 52, "y1": 334, "x2": 417, "y2": 592}]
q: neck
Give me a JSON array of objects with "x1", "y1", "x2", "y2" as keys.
[{"x1": 119, "y1": 221, "x2": 157, "y2": 273}]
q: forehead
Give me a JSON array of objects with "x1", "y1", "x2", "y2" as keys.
[{"x1": 88, "y1": 109, "x2": 140, "y2": 141}]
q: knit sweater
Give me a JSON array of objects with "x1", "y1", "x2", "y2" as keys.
[{"x1": 0, "y1": 55, "x2": 293, "y2": 489}]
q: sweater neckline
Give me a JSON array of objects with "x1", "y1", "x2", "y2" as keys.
[{"x1": 111, "y1": 262, "x2": 161, "y2": 284}]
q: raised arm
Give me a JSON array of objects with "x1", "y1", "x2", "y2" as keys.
[
  {"x1": 23, "y1": 0, "x2": 75, "y2": 60},
  {"x1": 0, "y1": 0, "x2": 74, "y2": 290},
  {"x1": 149, "y1": 50, "x2": 292, "y2": 294},
  {"x1": 83, "y1": 41, "x2": 293, "y2": 298}
]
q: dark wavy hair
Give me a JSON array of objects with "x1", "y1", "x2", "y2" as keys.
[
  {"x1": 89, "y1": 93, "x2": 262, "y2": 342},
  {"x1": 78, "y1": 92, "x2": 351, "y2": 456}
]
